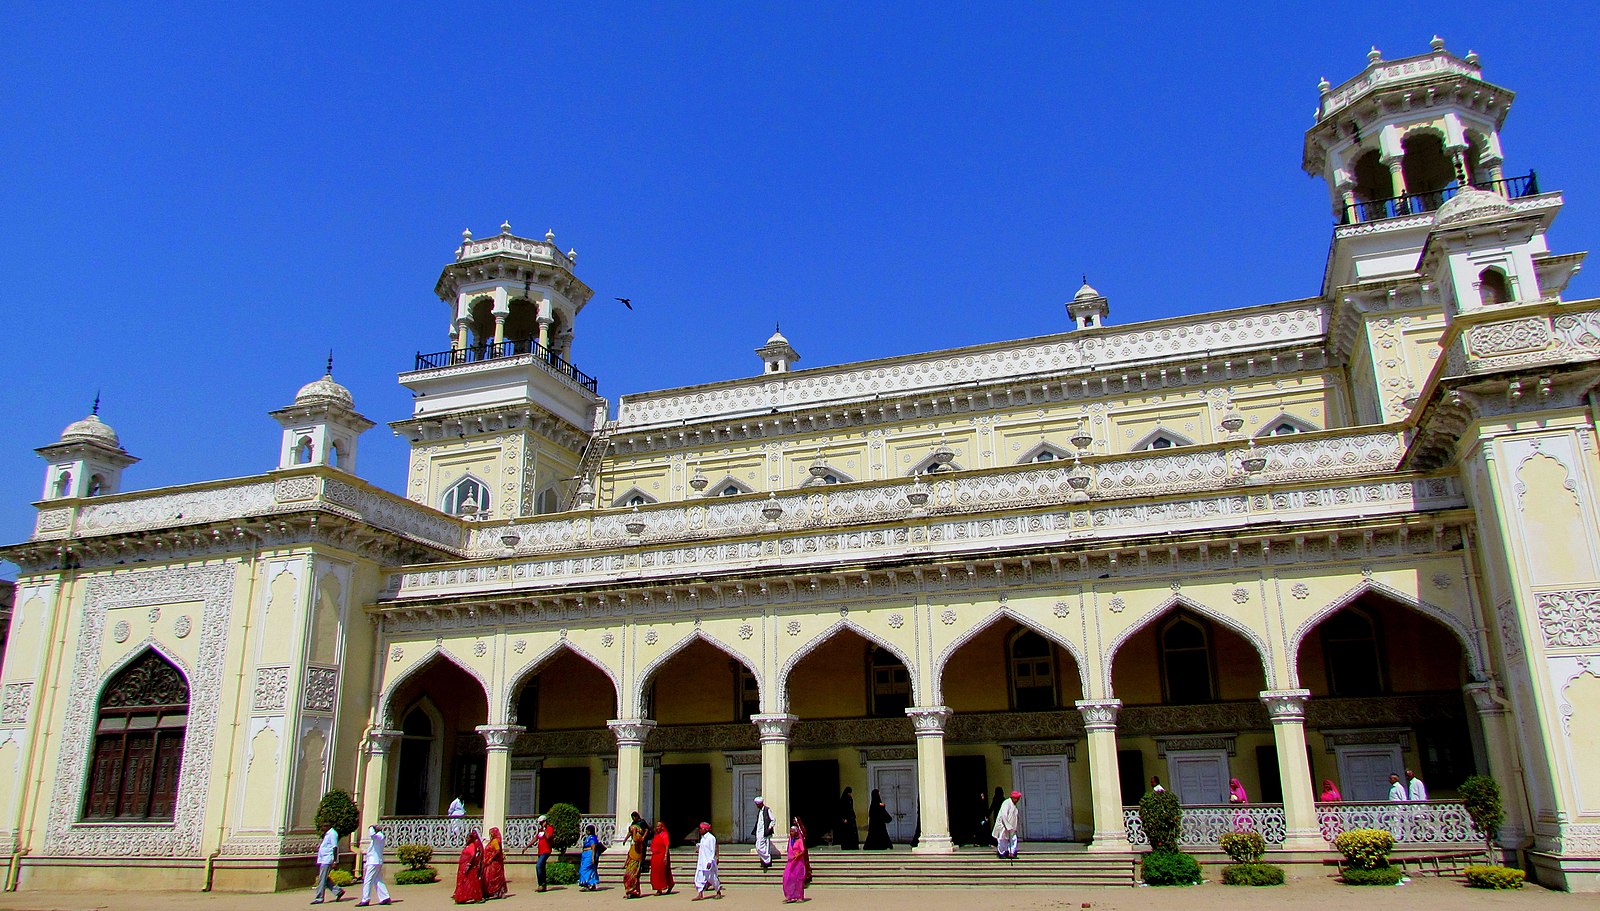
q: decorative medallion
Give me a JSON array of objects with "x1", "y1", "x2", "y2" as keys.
[
  {"x1": 1053, "y1": 601, "x2": 1070, "y2": 618},
  {"x1": 888, "y1": 613, "x2": 904, "y2": 629},
  {"x1": 786, "y1": 620, "x2": 802, "y2": 636},
  {"x1": 174, "y1": 615, "x2": 192, "y2": 639},
  {"x1": 513, "y1": 639, "x2": 527, "y2": 654},
  {"x1": 303, "y1": 667, "x2": 338, "y2": 713},
  {"x1": 473, "y1": 639, "x2": 487, "y2": 657},
  {"x1": 147, "y1": 607, "x2": 161, "y2": 624},
  {"x1": 940, "y1": 609, "x2": 957, "y2": 625},
  {"x1": 1291, "y1": 583, "x2": 1310, "y2": 600},
  {"x1": 1169, "y1": 582, "x2": 1182, "y2": 592},
  {"x1": 1232, "y1": 587, "x2": 1250, "y2": 604},
  {"x1": 1108, "y1": 597, "x2": 1126, "y2": 614},
  {"x1": 1431, "y1": 572, "x2": 1453, "y2": 590},
  {"x1": 644, "y1": 628, "x2": 658, "y2": 646},
  {"x1": 601, "y1": 632, "x2": 616, "y2": 648},
  {"x1": 738, "y1": 624, "x2": 755, "y2": 640},
  {"x1": 390, "y1": 646, "x2": 403, "y2": 662},
  {"x1": 112, "y1": 620, "x2": 130, "y2": 643}
]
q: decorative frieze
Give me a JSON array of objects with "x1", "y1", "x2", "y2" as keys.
[
  {"x1": 1155, "y1": 733, "x2": 1238, "y2": 758},
  {"x1": 1536, "y1": 589, "x2": 1600, "y2": 648}
]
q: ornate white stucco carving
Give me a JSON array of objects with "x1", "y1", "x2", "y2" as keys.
[{"x1": 1536, "y1": 589, "x2": 1600, "y2": 648}]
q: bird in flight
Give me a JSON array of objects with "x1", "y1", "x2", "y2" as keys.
[{"x1": 614, "y1": 297, "x2": 633, "y2": 310}]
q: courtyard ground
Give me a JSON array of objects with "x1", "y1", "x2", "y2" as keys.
[{"x1": 0, "y1": 870, "x2": 1588, "y2": 911}]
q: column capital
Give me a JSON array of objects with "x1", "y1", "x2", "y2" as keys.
[
  {"x1": 476, "y1": 724, "x2": 527, "y2": 752},
  {"x1": 364, "y1": 729, "x2": 403, "y2": 756},
  {"x1": 1259, "y1": 689, "x2": 1311, "y2": 722},
  {"x1": 905, "y1": 705, "x2": 953, "y2": 735},
  {"x1": 1074, "y1": 699, "x2": 1122, "y2": 730},
  {"x1": 1463, "y1": 681, "x2": 1508, "y2": 716},
  {"x1": 750, "y1": 713, "x2": 797, "y2": 743},
  {"x1": 607, "y1": 718, "x2": 657, "y2": 747}
]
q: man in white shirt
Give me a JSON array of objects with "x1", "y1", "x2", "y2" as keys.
[
  {"x1": 693, "y1": 822, "x2": 723, "y2": 900},
  {"x1": 992, "y1": 790, "x2": 1022, "y2": 859},
  {"x1": 752, "y1": 796, "x2": 775, "y2": 871},
  {"x1": 356, "y1": 825, "x2": 391, "y2": 907},
  {"x1": 1405, "y1": 769, "x2": 1428, "y2": 801},
  {"x1": 311, "y1": 825, "x2": 345, "y2": 903},
  {"x1": 448, "y1": 796, "x2": 466, "y2": 841},
  {"x1": 1386, "y1": 772, "x2": 1409, "y2": 841}
]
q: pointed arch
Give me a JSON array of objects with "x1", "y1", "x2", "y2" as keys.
[
  {"x1": 1016, "y1": 441, "x2": 1072, "y2": 465},
  {"x1": 931, "y1": 605, "x2": 1090, "y2": 704},
  {"x1": 633, "y1": 629, "x2": 763, "y2": 716},
  {"x1": 802, "y1": 466, "x2": 855, "y2": 486},
  {"x1": 378, "y1": 645, "x2": 490, "y2": 728},
  {"x1": 777, "y1": 618, "x2": 917, "y2": 712},
  {"x1": 710, "y1": 476, "x2": 755, "y2": 497},
  {"x1": 96, "y1": 641, "x2": 193, "y2": 703},
  {"x1": 612, "y1": 487, "x2": 658, "y2": 508},
  {"x1": 909, "y1": 454, "x2": 963, "y2": 475},
  {"x1": 1132, "y1": 428, "x2": 1194, "y2": 451},
  {"x1": 1101, "y1": 594, "x2": 1275, "y2": 696},
  {"x1": 503, "y1": 638, "x2": 621, "y2": 722},
  {"x1": 1254, "y1": 413, "x2": 1318, "y2": 437},
  {"x1": 1287, "y1": 579, "x2": 1485, "y2": 686}
]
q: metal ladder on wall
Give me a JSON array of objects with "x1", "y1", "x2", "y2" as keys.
[{"x1": 564, "y1": 419, "x2": 616, "y2": 511}]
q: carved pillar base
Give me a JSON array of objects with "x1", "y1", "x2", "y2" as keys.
[
  {"x1": 907, "y1": 707, "x2": 954, "y2": 853},
  {"x1": 608, "y1": 719, "x2": 656, "y2": 845},
  {"x1": 1075, "y1": 700, "x2": 1129, "y2": 852}
]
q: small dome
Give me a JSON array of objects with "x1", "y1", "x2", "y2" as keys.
[
  {"x1": 766, "y1": 327, "x2": 790, "y2": 346},
  {"x1": 1435, "y1": 188, "x2": 1514, "y2": 227},
  {"x1": 1074, "y1": 281, "x2": 1101, "y2": 301},
  {"x1": 295, "y1": 374, "x2": 354, "y2": 408},
  {"x1": 61, "y1": 413, "x2": 119, "y2": 446}
]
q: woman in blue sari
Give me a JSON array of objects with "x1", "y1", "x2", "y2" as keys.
[{"x1": 578, "y1": 824, "x2": 603, "y2": 890}]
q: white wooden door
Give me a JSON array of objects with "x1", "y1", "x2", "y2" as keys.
[
  {"x1": 509, "y1": 771, "x2": 536, "y2": 815},
  {"x1": 732, "y1": 768, "x2": 762, "y2": 843},
  {"x1": 607, "y1": 765, "x2": 657, "y2": 817},
  {"x1": 1167, "y1": 750, "x2": 1229, "y2": 805},
  {"x1": 1336, "y1": 746, "x2": 1403, "y2": 802},
  {"x1": 869, "y1": 762, "x2": 918, "y2": 843},
  {"x1": 1012, "y1": 757, "x2": 1072, "y2": 840}
]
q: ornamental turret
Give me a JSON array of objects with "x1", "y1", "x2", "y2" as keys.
[
  {"x1": 36, "y1": 401, "x2": 138, "y2": 500},
  {"x1": 271, "y1": 360, "x2": 375, "y2": 473}
]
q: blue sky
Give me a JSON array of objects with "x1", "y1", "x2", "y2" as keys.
[{"x1": 3, "y1": 3, "x2": 1598, "y2": 577}]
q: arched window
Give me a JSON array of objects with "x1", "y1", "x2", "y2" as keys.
[
  {"x1": 1018, "y1": 442, "x2": 1071, "y2": 465},
  {"x1": 295, "y1": 436, "x2": 315, "y2": 465},
  {"x1": 869, "y1": 647, "x2": 911, "y2": 716},
  {"x1": 612, "y1": 488, "x2": 658, "y2": 508},
  {"x1": 395, "y1": 700, "x2": 442, "y2": 815},
  {"x1": 87, "y1": 474, "x2": 106, "y2": 496},
  {"x1": 55, "y1": 470, "x2": 72, "y2": 498},
  {"x1": 442, "y1": 475, "x2": 490, "y2": 517},
  {"x1": 328, "y1": 440, "x2": 344, "y2": 468},
  {"x1": 1159, "y1": 614, "x2": 1214, "y2": 704},
  {"x1": 710, "y1": 477, "x2": 754, "y2": 497},
  {"x1": 1008, "y1": 629, "x2": 1058, "y2": 710},
  {"x1": 734, "y1": 664, "x2": 760, "y2": 722},
  {"x1": 534, "y1": 486, "x2": 559, "y2": 515},
  {"x1": 84, "y1": 651, "x2": 188, "y2": 821},
  {"x1": 1322, "y1": 609, "x2": 1384, "y2": 696},
  {"x1": 514, "y1": 678, "x2": 540, "y2": 729},
  {"x1": 1479, "y1": 268, "x2": 1513, "y2": 306}
]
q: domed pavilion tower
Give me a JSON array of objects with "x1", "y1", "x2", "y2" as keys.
[{"x1": 35, "y1": 405, "x2": 138, "y2": 500}]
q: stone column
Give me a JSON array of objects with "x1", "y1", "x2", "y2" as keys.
[
  {"x1": 493, "y1": 314, "x2": 507, "y2": 347},
  {"x1": 1384, "y1": 156, "x2": 1408, "y2": 196},
  {"x1": 1260, "y1": 689, "x2": 1322, "y2": 850},
  {"x1": 1075, "y1": 699, "x2": 1128, "y2": 852},
  {"x1": 906, "y1": 706, "x2": 954, "y2": 853},
  {"x1": 1464, "y1": 682, "x2": 1530, "y2": 852},
  {"x1": 477, "y1": 724, "x2": 526, "y2": 836},
  {"x1": 357, "y1": 729, "x2": 401, "y2": 875},
  {"x1": 608, "y1": 719, "x2": 656, "y2": 845},
  {"x1": 751, "y1": 714, "x2": 796, "y2": 839}
]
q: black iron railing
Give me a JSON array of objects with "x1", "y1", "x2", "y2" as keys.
[
  {"x1": 1341, "y1": 171, "x2": 1540, "y2": 225},
  {"x1": 413, "y1": 337, "x2": 599, "y2": 392}
]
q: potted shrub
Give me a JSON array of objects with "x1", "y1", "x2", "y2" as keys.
[
  {"x1": 1219, "y1": 831, "x2": 1283, "y2": 885},
  {"x1": 393, "y1": 843, "x2": 439, "y2": 885},
  {"x1": 1138, "y1": 788, "x2": 1201, "y2": 885},
  {"x1": 1333, "y1": 828, "x2": 1401, "y2": 885}
]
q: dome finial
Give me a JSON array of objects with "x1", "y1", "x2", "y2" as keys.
[
  {"x1": 1368, "y1": 46, "x2": 1382, "y2": 65},
  {"x1": 92, "y1": 390, "x2": 100, "y2": 416},
  {"x1": 1430, "y1": 35, "x2": 1445, "y2": 53},
  {"x1": 326, "y1": 350, "x2": 335, "y2": 376},
  {"x1": 545, "y1": 228, "x2": 556, "y2": 242},
  {"x1": 462, "y1": 227, "x2": 473, "y2": 242},
  {"x1": 500, "y1": 220, "x2": 512, "y2": 235},
  {"x1": 1318, "y1": 75, "x2": 1331, "y2": 94}
]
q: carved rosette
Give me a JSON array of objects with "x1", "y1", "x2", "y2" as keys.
[
  {"x1": 476, "y1": 724, "x2": 528, "y2": 752},
  {"x1": 1462, "y1": 682, "x2": 1507, "y2": 717},
  {"x1": 1259, "y1": 688, "x2": 1311, "y2": 723},
  {"x1": 607, "y1": 718, "x2": 657, "y2": 748},
  {"x1": 750, "y1": 713, "x2": 797, "y2": 744},
  {"x1": 905, "y1": 705, "x2": 953, "y2": 736},
  {"x1": 1074, "y1": 699, "x2": 1122, "y2": 731},
  {"x1": 365, "y1": 729, "x2": 403, "y2": 756}
]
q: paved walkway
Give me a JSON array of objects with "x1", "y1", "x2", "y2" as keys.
[{"x1": 0, "y1": 871, "x2": 1588, "y2": 911}]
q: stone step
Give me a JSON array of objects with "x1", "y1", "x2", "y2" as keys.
[{"x1": 570, "y1": 847, "x2": 1140, "y2": 888}]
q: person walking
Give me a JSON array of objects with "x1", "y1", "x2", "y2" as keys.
[
  {"x1": 752, "y1": 796, "x2": 777, "y2": 870},
  {"x1": 311, "y1": 823, "x2": 346, "y2": 904},
  {"x1": 524, "y1": 814, "x2": 555, "y2": 892},
  {"x1": 1149, "y1": 776, "x2": 1166, "y2": 793},
  {"x1": 623, "y1": 813, "x2": 647, "y2": 898},
  {"x1": 992, "y1": 790, "x2": 1021, "y2": 859},
  {"x1": 453, "y1": 830, "x2": 485, "y2": 904},
  {"x1": 834, "y1": 787, "x2": 859, "y2": 850},
  {"x1": 448, "y1": 795, "x2": 467, "y2": 841},
  {"x1": 692, "y1": 822, "x2": 723, "y2": 901},
  {"x1": 482, "y1": 827, "x2": 507, "y2": 900},
  {"x1": 578, "y1": 824, "x2": 604, "y2": 891},
  {"x1": 1387, "y1": 772, "x2": 1409, "y2": 841},
  {"x1": 1228, "y1": 778, "x2": 1251, "y2": 831},
  {"x1": 1405, "y1": 769, "x2": 1428, "y2": 801},
  {"x1": 863, "y1": 789, "x2": 893, "y2": 850},
  {"x1": 355, "y1": 824, "x2": 391, "y2": 907},
  {"x1": 650, "y1": 821, "x2": 675, "y2": 895},
  {"x1": 1318, "y1": 779, "x2": 1344, "y2": 837},
  {"x1": 781, "y1": 819, "x2": 809, "y2": 903}
]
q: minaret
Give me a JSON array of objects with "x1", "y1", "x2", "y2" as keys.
[
  {"x1": 35, "y1": 398, "x2": 138, "y2": 499},
  {"x1": 1066, "y1": 278, "x2": 1109, "y2": 330},
  {"x1": 756, "y1": 325, "x2": 800, "y2": 374},
  {"x1": 270, "y1": 358, "x2": 375, "y2": 473}
]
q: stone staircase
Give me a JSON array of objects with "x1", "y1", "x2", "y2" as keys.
[{"x1": 596, "y1": 845, "x2": 1140, "y2": 888}]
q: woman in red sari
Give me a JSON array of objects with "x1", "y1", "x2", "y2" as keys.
[
  {"x1": 649, "y1": 820, "x2": 675, "y2": 895},
  {"x1": 482, "y1": 827, "x2": 507, "y2": 899},
  {"x1": 453, "y1": 830, "x2": 485, "y2": 904}
]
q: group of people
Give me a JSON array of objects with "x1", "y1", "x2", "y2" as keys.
[
  {"x1": 310, "y1": 823, "x2": 394, "y2": 907},
  {"x1": 827, "y1": 787, "x2": 905, "y2": 850},
  {"x1": 451, "y1": 828, "x2": 510, "y2": 903}
]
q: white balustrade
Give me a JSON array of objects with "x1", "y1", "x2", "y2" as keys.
[
  {"x1": 1123, "y1": 804, "x2": 1287, "y2": 847},
  {"x1": 1316, "y1": 800, "x2": 1484, "y2": 844},
  {"x1": 506, "y1": 815, "x2": 616, "y2": 852},
  {"x1": 379, "y1": 815, "x2": 484, "y2": 852}
]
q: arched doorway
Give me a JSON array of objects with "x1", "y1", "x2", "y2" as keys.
[
  {"x1": 84, "y1": 650, "x2": 188, "y2": 821},
  {"x1": 506, "y1": 646, "x2": 619, "y2": 817},
  {"x1": 385, "y1": 656, "x2": 488, "y2": 817}
]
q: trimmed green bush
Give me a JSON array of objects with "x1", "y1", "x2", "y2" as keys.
[
  {"x1": 394, "y1": 843, "x2": 434, "y2": 870},
  {"x1": 1464, "y1": 865, "x2": 1525, "y2": 889},
  {"x1": 314, "y1": 789, "x2": 360, "y2": 837},
  {"x1": 1342, "y1": 866, "x2": 1403, "y2": 886},
  {"x1": 1221, "y1": 862, "x2": 1284, "y2": 886},
  {"x1": 1219, "y1": 831, "x2": 1267, "y2": 863},
  {"x1": 328, "y1": 869, "x2": 355, "y2": 888},
  {"x1": 1459, "y1": 776, "x2": 1504, "y2": 851},
  {"x1": 1333, "y1": 828, "x2": 1395, "y2": 870},
  {"x1": 394, "y1": 867, "x2": 439, "y2": 886},
  {"x1": 547, "y1": 860, "x2": 578, "y2": 885},
  {"x1": 1142, "y1": 848, "x2": 1202, "y2": 885},
  {"x1": 1138, "y1": 789, "x2": 1183, "y2": 852},
  {"x1": 546, "y1": 803, "x2": 581, "y2": 856}
]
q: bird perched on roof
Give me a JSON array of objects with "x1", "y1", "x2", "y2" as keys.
[{"x1": 614, "y1": 297, "x2": 633, "y2": 310}]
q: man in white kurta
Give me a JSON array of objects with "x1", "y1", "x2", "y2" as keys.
[
  {"x1": 1386, "y1": 773, "x2": 1409, "y2": 841},
  {"x1": 448, "y1": 795, "x2": 466, "y2": 841},
  {"x1": 992, "y1": 790, "x2": 1021, "y2": 858},
  {"x1": 357, "y1": 825, "x2": 391, "y2": 906},
  {"x1": 312, "y1": 825, "x2": 345, "y2": 903},
  {"x1": 693, "y1": 822, "x2": 723, "y2": 900},
  {"x1": 752, "y1": 796, "x2": 775, "y2": 870},
  {"x1": 1405, "y1": 769, "x2": 1428, "y2": 801}
]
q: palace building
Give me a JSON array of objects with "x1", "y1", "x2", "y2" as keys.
[{"x1": 3, "y1": 39, "x2": 1599, "y2": 892}]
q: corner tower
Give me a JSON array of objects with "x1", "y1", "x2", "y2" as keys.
[{"x1": 393, "y1": 223, "x2": 604, "y2": 520}]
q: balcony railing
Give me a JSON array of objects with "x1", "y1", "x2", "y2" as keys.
[
  {"x1": 1341, "y1": 171, "x2": 1540, "y2": 225},
  {"x1": 413, "y1": 337, "x2": 599, "y2": 393},
  {"x1": 377, "y1": 814, "x2": 615, "y2": 852},
  {"x1": 1124, "y1": 804, "x2": 1287, "y2": 846},
  {"x1": 1123, "y1": 800, "x2": 1483, "y2": 847}
]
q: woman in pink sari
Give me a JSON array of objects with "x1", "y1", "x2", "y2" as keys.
[
  {"x1": 1318, "y1": 779, "x2": 1344, "y2": 838},
  {"x1": 1228, "y1": 778, "x2": 1251, "y2": 832},
  {"x1": 453, "y1": 830, "x2": 485, "y2": 904},
  {"x1": 781, "y1": 818, "x2": 809, "y2": 903}
]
